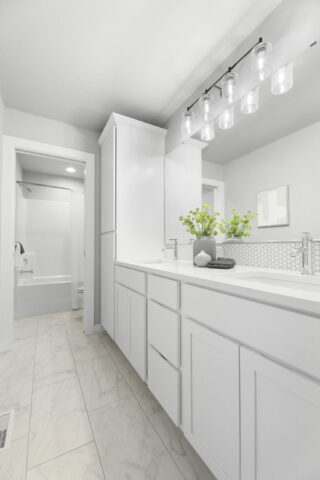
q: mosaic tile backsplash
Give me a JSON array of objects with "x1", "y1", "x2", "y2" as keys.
[{"x1": 220, "y1": 239, "x2": 320, "y2": 274}]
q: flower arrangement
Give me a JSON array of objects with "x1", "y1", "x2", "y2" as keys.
[
  {"x1": 219, "y1": 209, "x2": 258, "y2": 238},
  {"x1": 179, "y1": 206, "x2": 258, "y2": 239},
  {"x1": 178, "y1": 204, "x2": 220, "y2": 238}
]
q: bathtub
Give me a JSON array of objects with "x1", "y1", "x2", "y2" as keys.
[{"x1": 15, "y1": 274, "x2": 72, "y2": 319}]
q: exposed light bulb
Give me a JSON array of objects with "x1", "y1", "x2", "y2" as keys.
[
  {"x1": 218, "y1": 107, "x2": 234, "y2": 130},
  {"x1": 66, "y1": 167, "x2": 76, "y2": 173},
  {"x1": 201, "y1": 121, "x2": 215, "y2": 141},
  {"x1": 199, "y1": 93, "x2": 213, "y2": 122},
  {"x1": 182, "y1": 110, "x2": 193, "y2": 137},
  {"x1": 271, "y1": 62, "x2": 293, "y2": 95},
  {"x1": 221, "y1": 72, "x2": 239, "y2": 104},
  {"x1": 241, "y1": 86, "x2": 259, "y2": 114},
  {"x1": 251, "y1": 42, "x2": 272, "y2": 81}
]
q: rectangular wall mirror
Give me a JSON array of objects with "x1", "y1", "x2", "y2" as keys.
[{"x1": 257, "y1": 185, "x2": 289, "y2": 228}]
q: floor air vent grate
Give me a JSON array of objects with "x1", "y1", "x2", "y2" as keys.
[{"x1": 0, "y1": 411, "x2": 14, "y2": 452}]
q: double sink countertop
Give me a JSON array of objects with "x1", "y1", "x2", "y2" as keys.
[{"x1": 116, "y1": 259, "x2": 320, "y2": 317}]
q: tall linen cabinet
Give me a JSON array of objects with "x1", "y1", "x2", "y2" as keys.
[{"x1": 99, "y1": 113, "x2": 166, "y2": 338}]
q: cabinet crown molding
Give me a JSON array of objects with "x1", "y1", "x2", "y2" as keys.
[{"x1": 99, "y1": 112, "x2": 167, "y2": 145}]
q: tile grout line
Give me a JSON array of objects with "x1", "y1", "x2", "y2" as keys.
[
  {"x1": 24, "y1": 313, "x2": 41, "y2": 479},
  {"x1": 63, "y1": 311, "x2": 109, "y2": 480},
  {"x1": 26, "y1": 440, "x2": 95, "y2": 472}
]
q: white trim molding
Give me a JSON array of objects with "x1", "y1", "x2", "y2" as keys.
[
  {"x1": 202, "y1": 177, "x2": 225, "y2": 241},
  {"x1": 99, "y1": 112, "x2": 167, "y2": 145},
  {"x1": 0, "y1": 136, "x2": 96, "y2": 351}
]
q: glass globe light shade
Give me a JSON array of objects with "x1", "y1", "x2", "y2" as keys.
[
  {"x1": 251, "y1": 41, "x2": 273, "y2": 81},
  {"x1": 221, "y1": 71, "x2": 239, "y2": 104},
  {"x1": 218, "y1": 107, "x2": 234, "y2": 130},
  {"x1": 201, "y1": 121, "x2": 215, "y2": 141},
  {"x1": 271, "y1": 62, "x2": 293, "y2": 95},
  {"x1": 241, "y1": 86, "x2": 259, "y2": 114}
]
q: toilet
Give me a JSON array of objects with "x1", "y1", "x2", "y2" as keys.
[{"x1": 76, "y1": 284, "x2": 84, "y2": 309}]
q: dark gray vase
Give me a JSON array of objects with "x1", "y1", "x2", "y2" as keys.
[{"x1": 193, "y1": 237, "x2": 216, "y2": 265}]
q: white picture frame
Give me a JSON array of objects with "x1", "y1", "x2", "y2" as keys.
[{"x1": 257, "y1": 185, "x2": 289, "y2": 228}]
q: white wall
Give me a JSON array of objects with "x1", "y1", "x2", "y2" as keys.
[
  {"x1": 4, "y1": 109, "x2": 101, "y2": 323},
  {"x1": 221, "y1": 121, "x2": 320, "y2": 240},
  {"x1": 17, "y1": 171, "x2": 84, "y2": 278},
  {"x1": 0, "y1": 92, "x2": 5, "y2": 245},
  {"x1": 202, "y1": 160, "x2": 224, "y2": 182}
]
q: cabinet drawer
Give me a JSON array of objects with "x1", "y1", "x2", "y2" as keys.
[
  {"x1": 148, "y1": 346, "x2": 180, "y2": 425},
  {"x1": 115, "y1": 265, "x2": 146, "y2": 294},
  {"x1": 148, "y1": 300, "x2": 180, "y2": 367},
  {"x1": 148, "y1": 274, "x2": 179, "y2": 310}
]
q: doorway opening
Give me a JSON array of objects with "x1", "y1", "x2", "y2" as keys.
[
  {"x1": 15, "y1": 152, "x2": 85, "y2": 321},
  {"x1": 0, "y1": 137, "x2": 95, "y2": 352}
]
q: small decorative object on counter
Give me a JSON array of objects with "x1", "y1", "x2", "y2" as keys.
[
  {"x1": 207, "y1": 258, "x2": 236, "y2": 269},
  {"x1": 179, "y1": 204, "x2": 220, "y2": 264},
  {"x1": 194, "y1": 250, "x2": 211, "y2": 267},
  {"x1": 219, "y1": 209, "x2": 258, "y2": 241}
]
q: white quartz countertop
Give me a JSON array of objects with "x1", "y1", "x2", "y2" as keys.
[{"x1": 116, "y1": 259, "x2": 320, "y2": 317}]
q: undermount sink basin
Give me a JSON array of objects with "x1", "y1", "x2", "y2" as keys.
[
  {"x1": 138, "y1": 259, "x2": 172, "y2": 265},
  {"x1": 231, "y1": 271, "x2": 320, "y2": 293}
]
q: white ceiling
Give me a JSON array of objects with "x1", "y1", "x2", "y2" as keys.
[
  {"x1": 17, "y1": 152, "x2": 85, "y2": 179},
  {"x1": 0, "y1": 0, "x2": 281, "y2": 132}
]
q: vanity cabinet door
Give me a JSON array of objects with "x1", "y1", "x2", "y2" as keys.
[
  {"x1": 115, "y1": 283, "x2": 146, "y2": 380},
  {"x1": 241, "y1": 348, "x2": 320, "y2": 480},
  {"x1": 182, "y1": 318, "x2": 240, "y2": 480},
  {"x1": 115, "y1": 283, "x2": 130, "y2": 357},
  {"x1": 130, "y1": 290, "x2": 146, "y2": 380}
]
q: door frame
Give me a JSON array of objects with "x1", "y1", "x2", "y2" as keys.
[{"x1": 0, "y1": 135, "x2": 95, "y2": 352}]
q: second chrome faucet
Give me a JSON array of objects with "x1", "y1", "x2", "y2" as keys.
[{"x1": 291, "y1": 232, "x2": 313, "y2": 275}]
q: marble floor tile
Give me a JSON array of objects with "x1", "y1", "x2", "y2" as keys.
[
  {"x1": 37, "y1": 324, "x2": 68, "y2": 350},
  {"x1": 34, "y1": 344, "x2": 76, "y2": 389},
  {"x1": 107, "y1": 342, "x2": 129, "y2": 365},
  {"x1": 0, "y1": 374, "x2": 33, "y2": 439},
  {"x1": 0, "y1": 435, "x2": 28, "y2": 480},
  {"x1": 69, "y1": 332, "x2": 106, "y2": 361},
  {"x1": 0, "y1": 337, "x2": 36, "y2": 383},
  {"x1": 76, "y1": 353, "x2": 131, "y2": 411},
  {"x1": 63, "y1": 310, "x2": 84, "y2": 334},
  {"x1": 26, "y1": 442, "x2": 105, "y2": 480},
  {"x1": 97, "y1": 331, "x2": 114, "y2": 350},
  {"x1": 14, "y1": 318, "x2": 38, "y2": 340},
  {"x1": 90, "y1": 396, "x2": 184, "y2": 480},
  {"x1": 28, "y1": 377, "x2": 93, "y2": 468},
  {"x1": 149, "y1": 410, "x2": 217, "y2": 480},
  {"x1": 37, "y1": 313, "x2": 64, "y2": 335},
  {"x1": 118, "y1": 361, "x2": 162, "y2": 416}
]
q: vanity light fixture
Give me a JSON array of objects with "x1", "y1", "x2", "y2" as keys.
[
  {"x1": 251, "y1": 41, "x2": 273, "y2": 81},
  {"x1": 201, "y1": 121, "x2": 215, "y2": 141},
  {"x1": 199, "y1": 93, "x2": 214, "y2": 122},
  {"x1": 65, "y1": 167, "x2": 76, "y2": 173},
  {"x1": 271, "y1": 61, "x2": 293, "y2": 95},
  {"x1": 181, "y1": 37, "x2": 294, "y2": 143},
  {"x1": 221, "y1": 71, "x2": 239, "y2": 104},
  {"x1": 241, "y1": 86, "x2": 259, "y2": 114},
  {"x1": 181, "y1": 110, "x2": 193, "y2": 136},
  {"x1": 218, "y1": 107, "x2": 234, "y2": 130}
]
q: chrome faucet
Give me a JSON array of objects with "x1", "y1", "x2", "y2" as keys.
[
  {"x1": 291, "y1": 232, "x2": 313, "y2": 275},
  {"x1": 163, "y1": 238, "x2": 178, "y2": 260}
]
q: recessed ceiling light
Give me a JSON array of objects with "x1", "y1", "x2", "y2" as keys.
[{"x1": 66, "y1": 167, "x2": 76, "y2": 173}]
